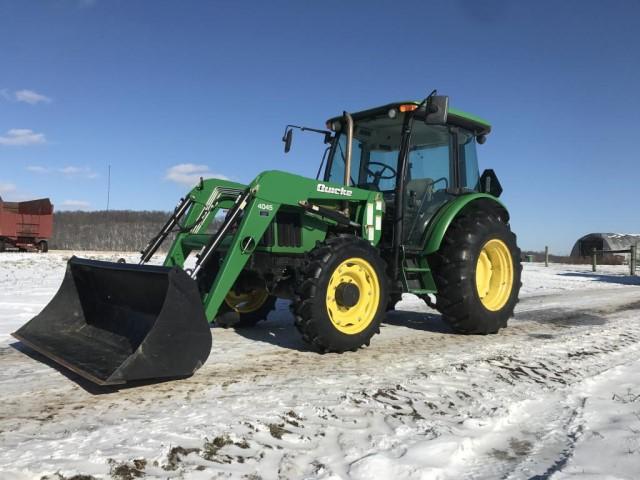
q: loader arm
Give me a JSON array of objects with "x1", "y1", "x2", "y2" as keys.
[{"x1": 161, "y1": 178, "x2": 247, "y2": 267}]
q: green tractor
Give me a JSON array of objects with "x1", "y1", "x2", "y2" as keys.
[{"x1": 13, "y1": 93, "x2": 521, "y2": 385}]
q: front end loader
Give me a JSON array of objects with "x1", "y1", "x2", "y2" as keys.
[{"x1": 14, "y1": 92, "x2": 521, "y2": 385}]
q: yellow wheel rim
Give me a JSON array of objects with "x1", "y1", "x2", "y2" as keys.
[
  {"x1": 225, "y1": 289, "x2": 269, "y2": 314},
  {"x1": 326, "y1": 257, "x2": 381, "y2": 335},
  {"x1": 475, "y1": 239, "x2": 514, "y2": 311}
]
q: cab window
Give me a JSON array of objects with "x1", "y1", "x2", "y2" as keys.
[{"x1": 458, "y1": 130, "x2": 480, "y2": 191}]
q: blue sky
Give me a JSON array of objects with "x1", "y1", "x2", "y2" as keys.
[{"x1": 1, "y1": 0, "x2": 638, "y2": 253}]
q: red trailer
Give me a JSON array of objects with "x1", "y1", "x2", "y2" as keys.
[{"x1": 0, "y1": 197, "x2": 53, "y2": 252}]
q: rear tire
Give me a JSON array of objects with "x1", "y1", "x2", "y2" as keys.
[
  {"x1": 38, "y1": 240, "x2": 48, "y2": 253},
  {"x1": 431, "y1": 208, "x2": 521, "y2": 334},
  {"x1": 0, "y1": 239, "x2": 5, "y2": 253},
  {"x1": 292, "y1": 236, "x2": 388, "y2": 352}
]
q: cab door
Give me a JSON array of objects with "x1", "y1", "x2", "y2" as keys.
[{"x1": 403, "y1": 124, "x2": 454, "y2": 247}]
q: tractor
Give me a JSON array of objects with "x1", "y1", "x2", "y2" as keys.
[{"x1": 13, "y1": 92, "x2": 522, "y2": 385}]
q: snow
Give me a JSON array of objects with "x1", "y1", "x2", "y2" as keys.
[{"x1": 1, "y1": 253, "x2": 640, "y2": 479}]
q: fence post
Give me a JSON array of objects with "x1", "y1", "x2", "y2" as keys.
[
  {"x1": 592, "y1": 248, "x2": 597, "y2": 272},
  {"x1": 631, "y1": 244, "x2": 637, "y2": 277},
  {"x1": 545, "y1": 246, "x2": 549, "y2": 267}
]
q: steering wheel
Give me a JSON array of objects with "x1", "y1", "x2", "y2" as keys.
[{"x1": 365, "y1": 161, "x2": 397, "y2": 188}]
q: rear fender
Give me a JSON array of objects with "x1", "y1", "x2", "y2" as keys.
[{"x1": 423, "y1": 194, "x2": 508, "y2": 255}]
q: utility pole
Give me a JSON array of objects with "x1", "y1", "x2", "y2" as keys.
[{"x1": 106, "y1": 164, "x2": 111, "y2": 211}]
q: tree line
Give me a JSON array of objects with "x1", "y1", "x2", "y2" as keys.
[{"x1": 50, "y1": 210, "x2": 174, "y2": 251}]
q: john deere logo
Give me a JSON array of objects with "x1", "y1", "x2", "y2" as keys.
[{"x1": 317, "y1": 183, "x2": 353, "y2": 197}]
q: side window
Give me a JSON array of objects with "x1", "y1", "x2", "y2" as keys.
[
  {"x1": 459, "y1": 131, "x2": 479, "y2": 191},
  {"x1": 407, "y1": 124, "x2": 452, "y2": 191},
  {"x1": 408, "y1": 144, "x2": 451, "y2": 190}
]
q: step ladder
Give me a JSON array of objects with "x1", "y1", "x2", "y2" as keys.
[{"x1": 400, "y1": 247, "x2": 437, "y2": 295}]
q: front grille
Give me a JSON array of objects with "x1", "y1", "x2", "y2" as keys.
[{"x1": 276, "y1": 212, "x2": 302, "y2": 247}]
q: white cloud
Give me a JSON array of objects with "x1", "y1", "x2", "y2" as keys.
[
  {"x1": 59, "y1": 200, "x2": 91, "y2": 210},
  {"x1": 15, "y1": 89, "x2": 51, "y2": 105},
  {"x1": 0, "y1": 182, "x2": 17, "y2": 195},
  {"x1": 27, "y1": 165, "x2": 50, "y2": 174},
  {"x1": 26, "y1": 164, "x2": 98, "y2": 178},
  {"x1": 0, "y1": 129, "x2": 46, "y2": 146},
  {"x1": 58, "y1": 166, "x2": 98, "y2": 179},
  {"x1": 58, "y1": 166, "x2": 81, "y2": 175},
  {"x1": 165, "y1": 163, "x2": 228, "y2": 186}
]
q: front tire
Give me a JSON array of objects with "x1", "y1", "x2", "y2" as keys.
[
  {"x1": 216, "y1": 290, "x2": 277, "y2": 328},
  {"x1": 292, "y1": 236, "x2": 388, "y2": 352},
  {"x1": 431, "y1": 209, "x2": 521, "y2": 334}
]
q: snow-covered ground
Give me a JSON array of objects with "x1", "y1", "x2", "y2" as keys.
[{"x1": 1, "y1": 252, "x2": 640, "y2": 480}]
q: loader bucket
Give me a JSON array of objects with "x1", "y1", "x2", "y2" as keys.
[{"x1": 12, "y1": 256, "x2": 212, "y2": 385}]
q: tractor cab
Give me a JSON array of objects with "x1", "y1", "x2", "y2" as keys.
[{"x1": 324, "y1": 101, "x2": 492, "y2": 248}]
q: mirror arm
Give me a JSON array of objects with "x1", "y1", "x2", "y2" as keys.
[{"x1": 282, "y1": 124, "x2": 333, "y2": 153}]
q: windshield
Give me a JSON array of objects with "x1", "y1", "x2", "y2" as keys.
[{"x1": 325, "y1": 114, "x2": 404, "y2": 192}]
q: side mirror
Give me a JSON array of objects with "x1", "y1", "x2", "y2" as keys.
[
  {"x1": 479, "y1": 169, "x2": 503, "y2": 197},
  {"x1": 425, "y1": 95, "x2": 449, "y2": 125},
  {"x1": 283, "y1": 129, "x2": 293, "y2": 153}
]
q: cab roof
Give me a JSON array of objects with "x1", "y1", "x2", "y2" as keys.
[{"x1": 327, "y1": 101, "x2": 491, "y2": 136}]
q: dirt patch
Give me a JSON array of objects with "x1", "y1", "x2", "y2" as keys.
[
  {"x1": 489, "y1": 438, "x2": 533, "y2": 462},
  {"x1": 41, "y1": 474, "x2": 97, "y2": 480},
  {"x1": 108, "y1": 458, "x2": 146, "y2": 480},
  {"x1": 268, "y1": 423, "x2": 290, "y2": 440},
  {"x1": 164, "y1": 446, "x2": 200, "y2": 471},
  {"x1": 486, "y1": 355, "x2": 574, "y2": 385},
  {"x1": 284, "y1": 410, "x2": 303, "y2": 427},
  {"x1": 612, "y1": 389, "x2": 640, "y2": 404},
  {"x1": 524, "y1": 309, "x2": 607, "y2": 327},
  {"x1": 567, "y1": 350, "x2": 600, "y2": 358},
  {"x1": 201, "y1": 434, "x2": 250, "y2": 463},
  {"x1": 509, "y1": 438, "x2": 533, "y2": 456}
]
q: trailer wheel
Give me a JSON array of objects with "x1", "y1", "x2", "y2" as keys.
[
  {"x1": 216, "y1": 290, "x2": 277, "y2": 328},
  {"x1": 292, "y1": 236, "x2": 388, "y2": 352},
  {"x1": 38, "y1": 240, "x2": 48, "y2": 253},
  {"x1": 431, "y1": 208, "x2": 521, "y2": 334},
  {"x1": 0, "y1": 239, "x2": 5, "y2": 253}
]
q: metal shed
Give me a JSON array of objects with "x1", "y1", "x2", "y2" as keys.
[{"x1": 571, "y1": 233, "x2": 640, "y2": 261}]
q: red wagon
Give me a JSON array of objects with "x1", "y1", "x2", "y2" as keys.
[{"x1": 0, "y1": 197, "x2": 53, "y2": 252}]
